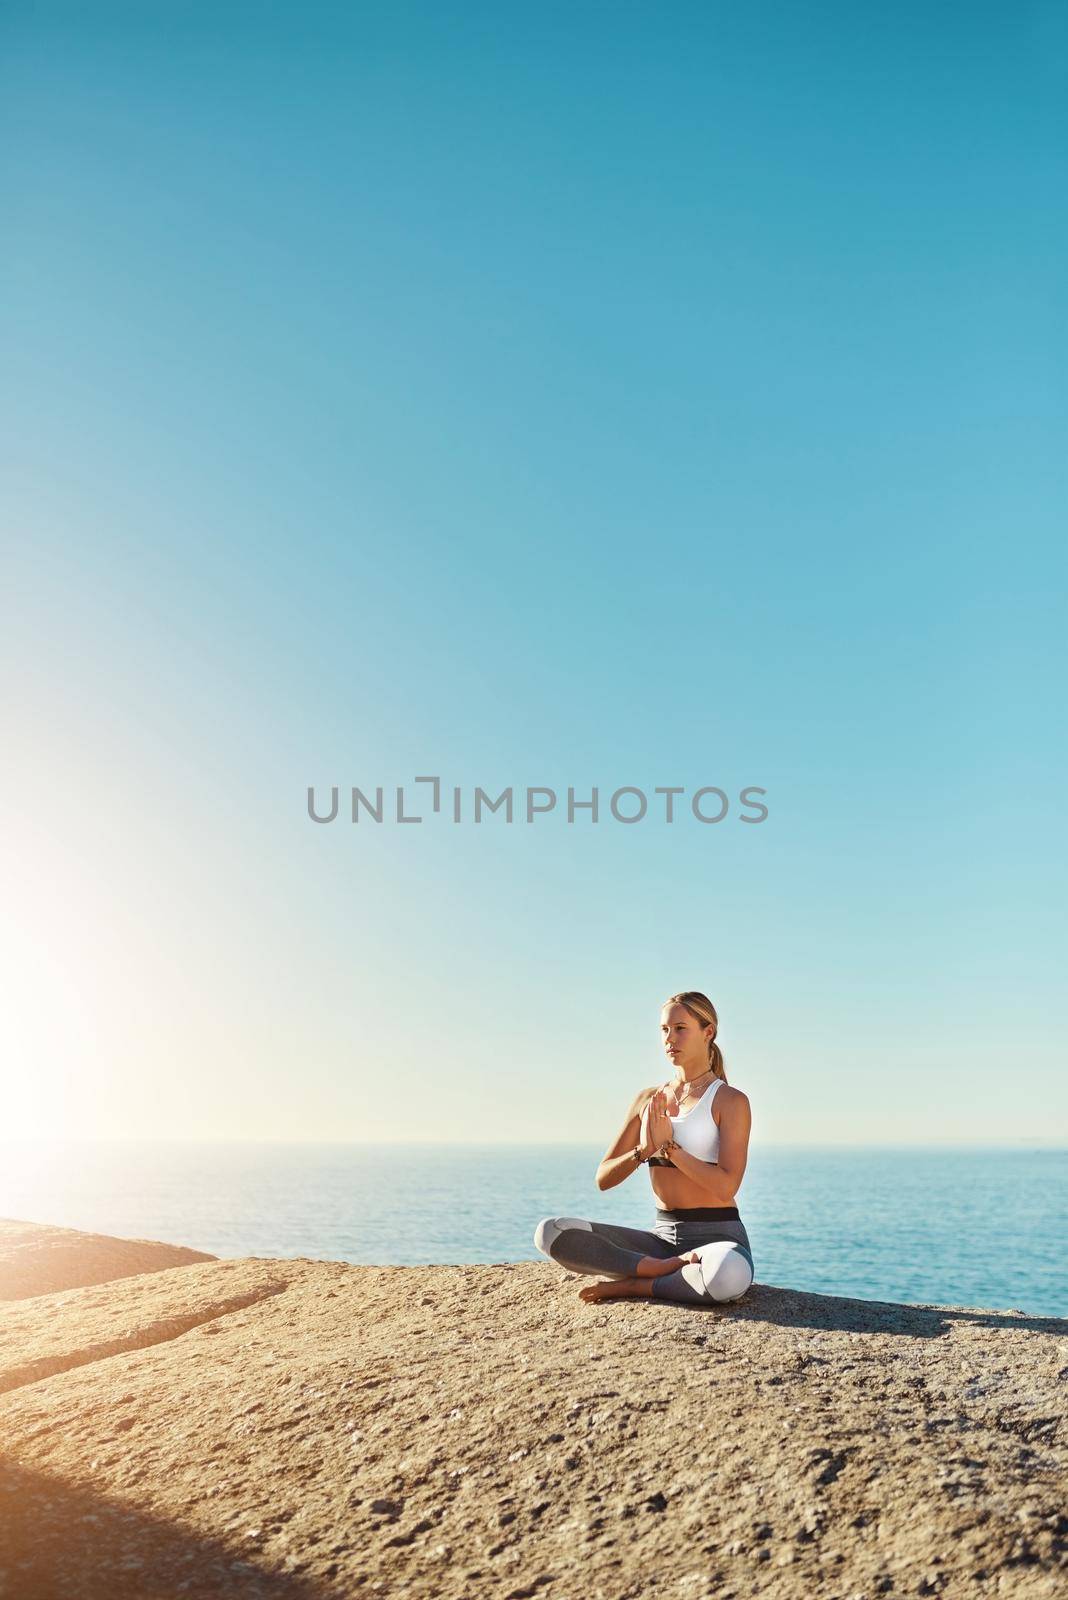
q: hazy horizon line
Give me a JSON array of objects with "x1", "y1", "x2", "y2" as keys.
[{"x1": 1, "y1": 1137, "x2": 1065, "y2": 1150}]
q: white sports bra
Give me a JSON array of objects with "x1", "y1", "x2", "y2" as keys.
[{"x1": 668, "y1": 1076, "x2": 725, "y2": 1163}]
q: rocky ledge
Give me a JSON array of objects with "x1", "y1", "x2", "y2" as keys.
[{"x1": 0, "y1": 1219, "x2": 1064, "y2": 1598}]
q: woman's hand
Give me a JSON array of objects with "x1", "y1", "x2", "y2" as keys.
[
  {"x1": 639, "y1": 1088, "x2": 674, "y2": 1156},
  {"x1": 649, "y1": 1087, "x2": 674, "y2": 1147},
  {"x1": 637, "y1": 1094, "x2": 657, "y2": 1159}
]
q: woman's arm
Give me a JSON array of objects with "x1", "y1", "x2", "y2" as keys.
[
  {"x1": 666, "y1": 1090, "x2": 752, "y2": 1203},
  {"x1": 596, "y1": 1086, "x2": 667, "y2": 1191}
]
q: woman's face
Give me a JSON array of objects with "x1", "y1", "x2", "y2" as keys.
[{"x1": 660, "y1": 1003, "x2": 713, "y2": 1075}]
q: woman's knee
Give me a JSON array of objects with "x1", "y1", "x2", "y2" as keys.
[
  {"x1": 533, "y1": 1215, "x2": 558, "y2": 1256},
  {"x1": 694, "y1": 1242, "x2": 754, "y2": 1302},
  {"x1": 533, "y1": 1215, "x2": 593, "y2": 1258}
]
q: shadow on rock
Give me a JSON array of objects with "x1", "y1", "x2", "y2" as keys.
[
  {"x1": 672, "y1": 1282, "x2": 1068, "y2": 1339},
  {"x1": 0, "y1": 1458, "x2": 335, "y2": 1600}
]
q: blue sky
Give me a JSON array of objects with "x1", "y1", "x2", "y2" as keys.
[{"x1": 3, "y1": 2, "x2": 1065, "y2": 1144}]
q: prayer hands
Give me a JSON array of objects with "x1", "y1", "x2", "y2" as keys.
[{"x1": 639, "y1": 1087, "x2": 674, "y2": 1156}]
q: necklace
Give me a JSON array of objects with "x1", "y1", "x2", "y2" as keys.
[{"x1": 671, "y1": 1066, "x2": 715, "y2": 1108}]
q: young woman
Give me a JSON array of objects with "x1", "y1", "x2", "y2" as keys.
[{"x1": 533, "y1": 991, "x2": 755, "y2": 1306}]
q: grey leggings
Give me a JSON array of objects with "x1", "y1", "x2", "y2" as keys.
[{"x1": 533, "y1": 1209, "x2": 755, "y2": 1305}]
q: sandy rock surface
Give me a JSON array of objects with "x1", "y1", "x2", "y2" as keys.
[
  {"x1": 0, "y1": 1224, "x2": 1064, "y2": 1599},
  {"x1": 0, "y1": 1218, "x2": 215, "y2": 1302}
]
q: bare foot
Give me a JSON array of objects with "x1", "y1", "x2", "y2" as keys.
[
  {"x1": 578, "y1": 1277, "x2": 654, "y2": 1303},
  {"x1": 635, "y1": 1251, "x2": 700, "y2": 1278}
]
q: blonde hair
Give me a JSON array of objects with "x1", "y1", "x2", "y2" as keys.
[{"x1": 662, "y1": 990, "x2": 727, "y2": 1083}]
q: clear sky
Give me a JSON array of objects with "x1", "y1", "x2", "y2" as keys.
[{"x1": 3, "y1": 2, "x2": 1065, "y2": 1146}]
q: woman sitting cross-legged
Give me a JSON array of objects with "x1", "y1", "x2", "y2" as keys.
[{"x1": 533, "y1": 990, "x2": 755, "y2": 1307}]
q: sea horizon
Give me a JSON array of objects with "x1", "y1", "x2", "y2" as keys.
[
  {"x1": 4, "y1": 1136, "x2": 1066, "y2": 1148},
  {"x1": 3, "y1": 1139, "x2": 1064, "y2": 1319}
]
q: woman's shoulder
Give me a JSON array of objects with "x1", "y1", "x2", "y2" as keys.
[
  {"x1": 716, "y1": 1082, "x2": 751, "y2": 1115},
  {"x1": 711, "y1": 1082, "x2": 750, "y2": 1137}
]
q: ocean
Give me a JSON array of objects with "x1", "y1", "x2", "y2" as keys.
[{"x1": 1, "y1": 1141, "x2": 1064, "y2": 1317}]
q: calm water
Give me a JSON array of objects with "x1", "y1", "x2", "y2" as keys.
[{"x1": 1, "y1": 1142, "x2": 1064, "y2": 1317}]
